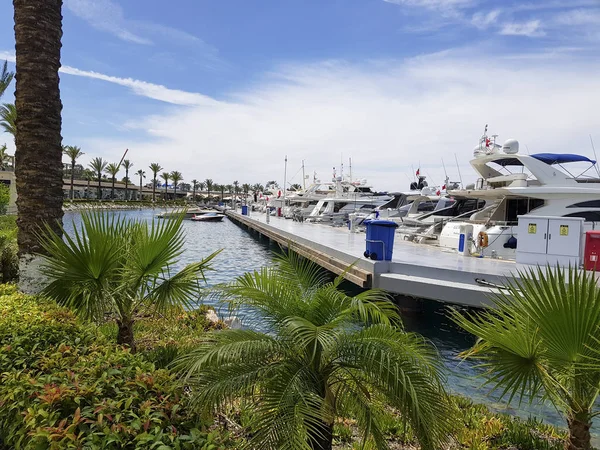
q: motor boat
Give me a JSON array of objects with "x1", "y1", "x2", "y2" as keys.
[
  {"x1": 435, "y1": 127, "x2": 600, "y2": 259},
  {"x1": 191, "y1": 212, "x2": 225, "y2": 222},
  {"x1": 157, "y1": 207, "x2": 221, "y2": 219}
]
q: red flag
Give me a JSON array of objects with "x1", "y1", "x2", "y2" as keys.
[
  {"x1": 442, "y1": 184, "x2": 446, "y2": 190},
  {"x1": 277, "y1": 190, "x2": 281, "y2": 198},
  {"x1": 416, "y1": 168, "x2": 420, "y2": 176},
  {"x1": 485, "y1": 138, "x2": 490, "y2": 148},
  {"x1": 436, "y1": 189, "x2": 440, "y2": 196}
]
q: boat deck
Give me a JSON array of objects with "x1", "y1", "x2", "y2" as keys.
[{"x1": 226, "y1": 210, "x2": 523, "y2": 307}]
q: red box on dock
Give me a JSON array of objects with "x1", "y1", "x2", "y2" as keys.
[{"x1": 584, "y1": 231, "x2": 600, "y2": 271}]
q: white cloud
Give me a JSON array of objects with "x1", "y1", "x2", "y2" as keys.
[
  {"x1": 67, "y1": 49, "x2": 600, "y2": 192},
  {"x1": 499, "y1": 20, "x2": 546, "y2": 37},
  {"x1": 383, "y1": 0, "x2": 475, "y2": 9},
  {"x1": 471, "y1": 10, "x2": 500, "y2": 29},
  {"x1": 554, "y1": 8, "x2": 600, "y2": 26},
  {"x1": 0, "y1": 52, "x2": 15, "y2": 63}
]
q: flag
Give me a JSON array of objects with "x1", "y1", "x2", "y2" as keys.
[
  {"x1": 485, "y1": 138, "x2": 491, "y2": 148},
  {"x1": 277, "y1": 190, "x2": 281, "y2": 198},
  {"x1": 442, "y1": 184, "x2": 446, "y2": 190},
  {"x1": 436, "y1": 189, "x2": 440, "y2": 196},
  {"x1": 416, "y1": 168, "x2": 420, "y2": 176}
]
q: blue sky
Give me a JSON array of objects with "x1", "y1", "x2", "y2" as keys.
[{"x1": 1, "y1": 0, "x2": 600, "y2": 190}]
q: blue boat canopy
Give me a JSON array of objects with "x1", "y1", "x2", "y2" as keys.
[{"x1": 531, "y1": 153, "x2": 596, "y2": 165}]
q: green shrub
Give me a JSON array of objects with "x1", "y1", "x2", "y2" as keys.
[
  {"x1": 0, "y1": 287, "x2": 229, "y2": 449},
  {"x1": 0, "y1": 215, "x2": 17, "y2": 282},
  {"x1": 0, "y1": 183, "x2": 9, "y2": 215}
]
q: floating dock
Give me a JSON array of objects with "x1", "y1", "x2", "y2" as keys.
[{"x1": 226, "y1": 211, "x2": 523, "y2": 308}]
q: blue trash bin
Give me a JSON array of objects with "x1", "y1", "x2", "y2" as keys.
[
  {"x1": 241, "y1": 205, "x2": 248, "y2": 215},
  {"x1": 364, "y1": 220, "x2": 398, "y2": 261}
]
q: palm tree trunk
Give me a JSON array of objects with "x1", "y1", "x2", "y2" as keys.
[
  {"x1": 125, "y1": 175, "x2": 128, "y2": 200},
  {"x1": 111, "y1": 178, "x2": 115, "y2": 200},
  {"x1": 174, "y1": 185, "x2": 177, "y2": 199},
  {"x1": 70, "y1": 160, "x2": 74, "y2": 200},
  {"x1": 116, "y1": 318, "x2": 136, "y2": 352},
  {"x1": 567, "y1": 409, "x2": 592, "y2": 450},
  {"x1": 13, "y1": 0, "x2": 64, "y2": 258},
  {"x1": 97, "y1": 172, "x2": 101, "y2": 200},
  {"x1": 139, "y1": 179, "x2": 142, "y2": 201},
  {"x1": 193, "y1": 186, "x2": 196, "y2": 201},
  {"x1": 164, "y1": 185, "x2": 167, "y2": 201},
  {"x1": 152, "y1": 178, "x2": 156, "y2": 202}
]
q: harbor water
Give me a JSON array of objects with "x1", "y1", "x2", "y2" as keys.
[{"x1": 62, "y1": 209, "x2": 578, "y2": 439}]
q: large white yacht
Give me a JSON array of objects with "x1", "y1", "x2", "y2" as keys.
[{"x1": 437, "y1": 129, "x2": 600, "y2": 259}]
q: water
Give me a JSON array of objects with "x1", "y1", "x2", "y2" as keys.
[{"x1": 61, "y1": 209, "x2": 579, "y2": 438}]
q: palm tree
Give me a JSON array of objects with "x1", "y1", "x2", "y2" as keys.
[
  {"x1": 176, "y1": 251, "x2": 450, "y2": 450},
  {"x1": 204, "y1": 179, "x2": 213, "y2": 198},
  {"x1": 0, "y1": 144, "x2": 12, "y2": 170},
  {"x1": 198, "y1": 181, "x2": 205, "y2": 200},
  {"x1": 0, "y1": 103, "x2": 16, "y2": 138},
  {"x1": 191, "y1": 179, "x2": 198, "y2": 201},
  {"x1": 0, "y1": 61, "x2": 14, "y2": 100},
  {"x1": 242, "y1": 183, "x2": 250, "y2": 204},
  {"x1": 88, "y1": 157, "x2": 107, "y2": 200},
  {"x1": 121, "y1": 159, "x2": 133, "y2": 201},
  {"x1": 160, "y1": 172, "x2": 170, "y2": 200},
  {"x1": 149, "y1": 163, "x2": 162, "y2": 202},
  {"x1": 170, "y1": 170, "x2": 183, "y2": 200},
  {"x1": 62, "y1": 145, "x2": 84, "y2": 201},
  {"x1": 39, "y1": 211, "x2": 220, "y2": 351},
  {"x1": 13, "y1": 0, "x2": 64, "y2": 257},
  {"x1": 136, "y1": 169, "x2": 145, "y2": 201},
  {"x1": 291, "y1": 183, "x2": 302, "y2": 191},
  {"x1": 453, "y1": 266, "x2": 600, "y2": 450},
  {"x1": 82, "y1": 169, "x2": 93, "y2": 199},
  {"x1": 105, "y1": 163, "x2": 120, "y2": 200},
  {"x1": 219, "y1": 184, "x2": 226, "y2": 201}
]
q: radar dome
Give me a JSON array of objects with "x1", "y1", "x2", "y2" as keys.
[{"x1": 503, "y1": 139, "x2": 519, "y2": 154}]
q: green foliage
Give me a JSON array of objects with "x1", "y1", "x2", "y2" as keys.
[
  {"x1": 0, "y1": 286, "x2": 229, "y2": 449},
  {"x1": 0, "y1": 181, "x2": 9, "y2": 215},
  {"x1": 0, "y1": 214, "x2": 18, "y2": 282},
  {"x1": 38, "y1": 210, "x2": 220, "y2": 350},
  {"x1": 452, "y1": 265, "x2": 600, "y2": 449},
  {"x1": 176, "y1": 250, "x2": 451, "y2": 450},
  {"x1": 0, "y1": 102, "x2": 16, "y2": 137}
]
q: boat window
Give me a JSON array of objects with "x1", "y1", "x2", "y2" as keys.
[
  {"x1": 417, "y1": 201, "x2": 437, "y2": 212},
  {"x1": 333, "y1": 202, "x2": 349, "y2": 212},
  {"x1": 505, "y1": 198, "x2": 545, "y2": 223},
  {"x1": 566, "y1": 200, "x2": 600, "y2": 208},
  {"x1": 564, "y1": 211, "x2": 600, "y2": 222}
]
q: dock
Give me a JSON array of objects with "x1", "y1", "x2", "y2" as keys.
[{"x1": 226, "y1": 211, "x2": 521, "y2": 308}]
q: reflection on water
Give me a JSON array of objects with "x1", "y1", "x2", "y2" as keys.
[{"x1": 62, "y1": 209, "x2": 593, "y2": 439}]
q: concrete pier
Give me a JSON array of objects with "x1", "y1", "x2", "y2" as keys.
[{"x1": 226, "y1": 211, "x2": 521, "y2": 308}]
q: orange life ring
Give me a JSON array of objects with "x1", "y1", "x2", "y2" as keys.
[{"x1": 477, "y1": 231, "x2": 489, "y2": 248}]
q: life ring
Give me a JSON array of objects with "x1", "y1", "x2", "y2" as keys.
[{"x1": 477, "y1": 231, "x2": 489, "y2": 248}]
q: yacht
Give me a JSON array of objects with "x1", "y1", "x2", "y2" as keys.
[{"x1": 436, "y1": 129, "x2": 600, "y2": 259}]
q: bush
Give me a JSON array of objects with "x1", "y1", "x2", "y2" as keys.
[
  {"x1": 0, "y1": 215, "x2": 18, "y2": 282},
  {"x1": 0, "y1": 286, "x2": 229, "y2": 449}
]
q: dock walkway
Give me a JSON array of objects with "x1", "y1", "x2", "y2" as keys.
[{"x1": 226, "y1": 211, "x2": 520, "y2": 307}]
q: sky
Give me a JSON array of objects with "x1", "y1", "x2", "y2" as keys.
[{"x1": 1, "y1": 0, "x2": 599, "y2": 191}]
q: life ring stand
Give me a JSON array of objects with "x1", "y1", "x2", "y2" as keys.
[{"x1": 477, "y1": 231, "x2": 489, "y2": 248}]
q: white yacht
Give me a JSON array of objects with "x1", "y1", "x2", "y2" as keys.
[{"x1": 437, "y1": 129, "x2": 600, "y2": 259}]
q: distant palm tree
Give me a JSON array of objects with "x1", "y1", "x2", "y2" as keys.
[
  {"x1": 149, "y1": 163, "x2": 163, "y2": 202},
  {"x1": 170, "y1": 171, "x2": 183, "y2": 200},
  {"x1": 63, "y1": 145, "x2": 84, "y2": 201},
  {"x1": 191, "y1": 179, "x2": 198, "y2": 201},
  {"x1": 0, "y1": 103, "x2": 16, "y2": 138},
  {"x1": 176, "y1": 251, "x2": 451, "y2": 450},
  {"x1": 242, "y1": 183, "x2": 250, "y2": 204},
  {"x1": 204, "y1": 178, "x2": 213, "y2": 199},
  {"x1": 136, "y1": 169, "x2": 145, "y2": 201},
  {"x1": 290, "y1": 183, "x2": 302, "y2": 191},
  {"x1": 220, "y1": 184, "x2": 226, "y2": 201},
  {"x1": 105, "y1": 163, "x2": 120, "y2": 200},
  {"x1": 233, "y1": 180, "x2": 240, "y2": 203},
  {"x1": 161, "y1": 172, "x2": 170, "y2": 200},
  {"x1": 89, "y1": 157, "x2": 108, "y2": 200},
  {"x1": 212, "y1": 184, "x2": 220, "y2": 201},
  {"x1": 0, "y1": 144, "x2": 11, "y2": 170},
  {"x1": 83, "y1": 169, "x2": 93, "y2": 199},
  {"x1": 0, "y1": 61, "x2": 14, "y2": 100},
  {"x1": 121, "y1": 159, "x2": 133, "y2": 201}
]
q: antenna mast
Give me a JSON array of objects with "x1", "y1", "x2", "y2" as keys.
[
  {"x1": 349, "y1": 157, "x2": 352, "y2": 182},
  {"x1": 117, "y1": 148, "x2": 129, "y2": 167},
  {"x1": 454, "y1": 153, "x2": 464, "y2": 189},
  {"x1": 302, "y1": 159, "x2": 306, "y2": 190},
  {"x1": 590, "y1": 135, "x2": 600, "y2": 178}
]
